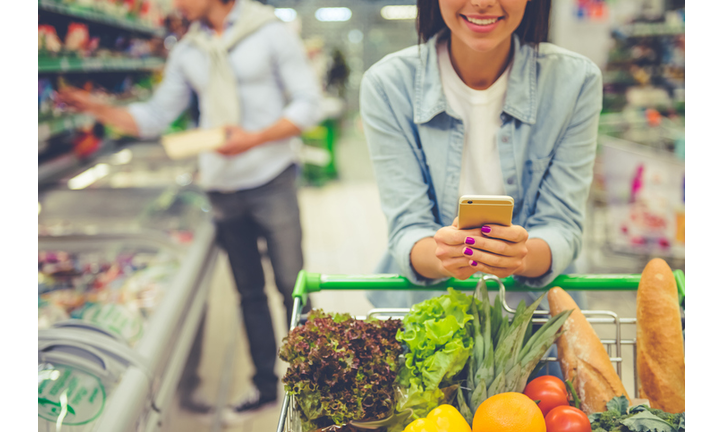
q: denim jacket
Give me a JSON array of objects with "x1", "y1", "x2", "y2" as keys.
[{"x1": 360, "y1": 33, "x2": 602, "y2": 306}]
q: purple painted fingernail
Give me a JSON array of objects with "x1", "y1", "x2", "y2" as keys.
[
  {"x1": 465, "y1": 236, "x2": 475, "y2": 245},
  {"x1": 463, "y1": 247, "x2": 473, "y2": 256},
  {"x1": 481, "y1": 226, "x2": 491, "y2": 234},
  {"x1": 471, "y1": 261, "x2": 478, "y2": 267}
]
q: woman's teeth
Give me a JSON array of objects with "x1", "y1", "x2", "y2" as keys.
[{"x1": 466, "y1": 17, "x2": 500, "y2": 25}]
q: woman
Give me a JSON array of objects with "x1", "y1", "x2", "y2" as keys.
[{"x1": 360, "y1": 0, "x2": 602, "y2": 308}]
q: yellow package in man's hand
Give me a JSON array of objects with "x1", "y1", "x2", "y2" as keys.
[{"x1": 161, "y1": 127, "x2": 225, "y2": 160}]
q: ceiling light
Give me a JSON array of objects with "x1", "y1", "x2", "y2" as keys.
[
  {"x1": 275, "y1": 8, "x2": 297, "y2": 22},
  {"x1": 381, "y1": 5, "x2": 418, "y2": 20},
  {"x1": 315, "y1": 7, "x2": 352, "y2": 22}
]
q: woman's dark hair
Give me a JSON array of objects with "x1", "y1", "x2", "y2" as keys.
[{"x1": 416, "y1": 0, "x2": 551, "y2": 46}]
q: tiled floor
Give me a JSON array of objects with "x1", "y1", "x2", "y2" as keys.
[{"x1": 164, "y1": 115, "x2": 650, "y2": 431}]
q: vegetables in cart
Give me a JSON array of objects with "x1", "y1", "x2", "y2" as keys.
[
  {"x1": 456, "y1": 282, "x2": 573, "y2": 423},
  {"x1": 472, "y1": 392, "x2": 545, "y2": 432},
  {"x1": 588, "y1": 396, "x2": 685, "y2": 432},
  {"x1": 279, "y1": 310, "x2": 403, "y2": 431},
  {"x1": 403, "y1": 404, "x2": 470, "y2": 432},
  {"x1": 395, "y1": 289, "x2": 476, "y2": 421},
  {"x1": 524, "y1": 375, "x2": 570, "y2": 416},
  {"x1": 545, "y1": 406, "x2": 592, "y2": 432}
]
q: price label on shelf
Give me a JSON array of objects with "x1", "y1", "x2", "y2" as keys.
[
  {"x1": 85, "y1": 58, "x2": 103, "y2": 71},
  {"x1": 38, "y1": 123, "x2": 51, "y2": 141},
  {"x1": 59, "y1": 57, "x2": 70, "y2": 71}
]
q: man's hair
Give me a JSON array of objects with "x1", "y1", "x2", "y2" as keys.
[{"x1": 416, "y1": 0, "x2": 551, "y2": 46}]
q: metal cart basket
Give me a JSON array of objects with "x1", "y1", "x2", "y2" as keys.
[{"x1": 277, "y1": 270, "x2": 686, "y2": 432}]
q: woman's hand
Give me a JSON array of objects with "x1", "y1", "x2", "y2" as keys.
[{"x1": 433, "y1": 218, "x2": 529, "y2": 279}]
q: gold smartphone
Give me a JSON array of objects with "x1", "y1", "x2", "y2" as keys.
[{"x1": 458, "y1": 195, "x2": 514, "y2": 230}]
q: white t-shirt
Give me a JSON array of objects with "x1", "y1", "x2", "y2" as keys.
[{"x1": 437, "y1": 40, "x2": 508, "y2": 198}]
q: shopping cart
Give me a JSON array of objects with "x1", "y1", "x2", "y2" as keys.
[{"x1": 276, "y1": 270, "x2": 686, "y2": 432}]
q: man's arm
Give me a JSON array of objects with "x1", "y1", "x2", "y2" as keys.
[
  {"x1": 58, "y1": 88, "x2": 140, "y2": 136},
  {"x1": 58, "y1": 46, "x2": 192, "y2": 139},
  {"x1": 216, "y1": 118, "x2": 301, "y2": 156}
]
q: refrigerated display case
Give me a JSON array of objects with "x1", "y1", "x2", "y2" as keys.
[
  {"x1": 586, "y1": 114, "x2": 685, "y2": 274},
  {"x1": 38, "y1": 142, "x2": 220, "y2": 432}
]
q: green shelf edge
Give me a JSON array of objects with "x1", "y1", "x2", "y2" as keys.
[
  {"x1": 38, "y1": 57, "x2": 165, "y2": 73},
  {"x1": 38, "y1": 0, "x2": 164, "y2": 36}
]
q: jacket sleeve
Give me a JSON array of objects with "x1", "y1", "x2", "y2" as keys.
[
  {"x1": 360, "y1": 70, "x2": 447, "y2": 286},
  {"x1": 127, "y1": 46, "x2": 192, "y2": 138},
  {"x1": 269, "y1": 22, "x2": 324, "y2": 130},
  {"x1": 515, "y1": 61, "x2": 603, "y2": 288}
]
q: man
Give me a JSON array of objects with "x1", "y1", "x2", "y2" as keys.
[{"x1": 59, "y1": 0, "x2": 322, "y2": 417}]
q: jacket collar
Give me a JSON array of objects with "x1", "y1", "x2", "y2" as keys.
[
  {"x1": 225, "y1": 0, "x2": 243, "y2": 25},
  {"x1": 413, "y1": 32, "x2": 538, "y2": 125}
]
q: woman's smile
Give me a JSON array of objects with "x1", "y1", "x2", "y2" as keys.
[{"x1": 461, "y1": 14, "x2": 504, "y2": 33}]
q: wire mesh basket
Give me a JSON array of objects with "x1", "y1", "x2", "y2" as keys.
[{"x1": 276, "y1": 270, "x2": 685, "y2": 432}]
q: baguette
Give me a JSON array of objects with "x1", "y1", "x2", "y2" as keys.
[
  {"x1": 636, "y1": 258, "x2": 685, "y2": 413},
  {"x1": 548, "y1": 287, "x2": 630, "y2": 414}
]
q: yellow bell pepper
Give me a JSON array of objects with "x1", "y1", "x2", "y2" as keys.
[{"x1": 403, "y1": 405, "x2": 471, "y2": 432}]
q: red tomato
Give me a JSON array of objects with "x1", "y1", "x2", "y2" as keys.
[
  {"x1": 523, "y1": 376, "x2": 569, "y2": 416},
  {"x1": 545, "y1": 406, "x2": 592, "y2": 432}
]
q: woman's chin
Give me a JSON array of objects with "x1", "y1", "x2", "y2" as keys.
[{"x1": 460, "y1": 37, "x2": 506, "y2": 54}]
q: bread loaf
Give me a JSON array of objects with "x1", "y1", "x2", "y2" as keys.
[
  {"x1": 548, "y1": 287, "x2": 630, "y2": 414},
  {"x1": 637, "y1": 258, "x2": 685, "y2": 413}
]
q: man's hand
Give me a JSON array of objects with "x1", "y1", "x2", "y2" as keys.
[
  {"x1": 216, "y1": 125, "x2": 263, "y2": 156},
  {"x1": 56, "y1": 86, "x2": 140, "y2": 136},
  {"x1": 57, "y1": 87, "x2": 100, "y2": 113}
]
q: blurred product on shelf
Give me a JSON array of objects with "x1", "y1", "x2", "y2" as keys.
[
  {"x1": 38, "y1": 22, "x2": 163, "y2": 60},
  {"x1": 601, "y1": 5, "x2": 684, "y2": 114},
  {"x1": 38, "y1": 247, "x2": 179, "y2": 345},
  {"x1": 38, "y1": 24, "x2": 63, "y2": 53},
  {"x1": 72, "y1": 125, "x2": 104, "y2": 158},
  {"x1": 65, "y1": 22, "x2": 90, "y2": 52},
  {"x1": 39, "y1": 0, "x2": 168, "y2": 29}
]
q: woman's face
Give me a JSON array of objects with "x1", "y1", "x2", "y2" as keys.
[{"x1": 439, "y1": 0, "x2": 529, "y2": 53}]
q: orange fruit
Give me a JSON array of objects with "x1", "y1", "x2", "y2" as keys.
[{"x1": 472, "y1": 392, "x2": 546, "y2": 432}]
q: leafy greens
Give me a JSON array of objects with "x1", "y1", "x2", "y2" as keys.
[
  {"x1": 588, "y1": 396, "x2": 685, "y2": 432},
  {"x1": 394, "y1": 289, "x2": 475, "y2": 421},
  {"x1": 279, "y1": 310, "x2": 403, "y2": 431}
]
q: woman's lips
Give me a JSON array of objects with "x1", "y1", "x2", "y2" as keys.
[{"x1": 461, "y1": 14, "x2": 503, "y2": 33}]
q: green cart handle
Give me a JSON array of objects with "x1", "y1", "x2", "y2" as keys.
[{"x1": 292, "y1": 270, "x2": 685, "y2": 307}]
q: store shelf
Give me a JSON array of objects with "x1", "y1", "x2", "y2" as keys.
[
  {"x1": 38, "y1": 56, "x2": 165, "y2": 73},
  {"x1": 624, "y1": 22, "x2": 685, "y2": 38},
  {"x1": 38, "y1": 152, "x2": 82, "y2": 184},
  {"x1": 38, "y1": 0, "x2": 164, "y2": 37},
  {"x1": 38, "y1": 113, "x2": 95, "y2": 141}
]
